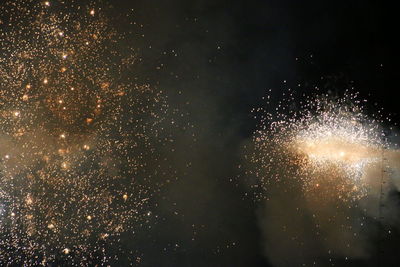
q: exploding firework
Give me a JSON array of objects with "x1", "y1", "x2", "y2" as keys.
[
  {"x1": 0, "y1": 0, "x2": 176, "y2": 264},
  {"x1": 250, "y1": 92, "x2": 391, "y2": 201},
  {"x1": 246, "y1": 92, "x2": 400, "y2": 266}
]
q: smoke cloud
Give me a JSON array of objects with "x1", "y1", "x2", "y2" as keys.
[{"x1": 257, "y1": 141, "x2": 400, "y2": 267}]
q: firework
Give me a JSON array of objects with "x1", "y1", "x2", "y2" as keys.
[
  {"x1": 0, "y1": 0, "x2": 175, "y2": 264},
  {"x1": 250, "y1": 93, "x2": 388, "y2": 200},
  {"x1": 245, "y1": 92, "x2": 400, "y2": 265}
]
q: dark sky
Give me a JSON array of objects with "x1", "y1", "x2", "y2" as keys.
[{"x1": 102, "y1": 0, "x2": 389, "y2": 266}]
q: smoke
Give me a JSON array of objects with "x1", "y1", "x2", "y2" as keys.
[{"x1": 257, "y1": 143, "x2": 400, "y2": 267}]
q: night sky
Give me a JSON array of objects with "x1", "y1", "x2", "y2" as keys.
[
  {"x1": 0, "y1": 0, "x2": 392, "y2": 266},
  {"x1": 115, "y1": 0, "x2": 389, "y2": 266}
]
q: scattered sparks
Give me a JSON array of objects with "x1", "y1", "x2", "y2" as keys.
[
  {"x1": 250, "y1": 93, "x2": 387, "y2": 200},
  {"x1": 0, "y1": 0, "x2": 178, "y2": 264},
  {"x1": 246, "y1": 91, "x2": 399, "y2": 266}
]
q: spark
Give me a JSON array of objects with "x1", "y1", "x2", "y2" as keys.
[
  {"x1": 0, "y1": 0, "x2": 179, "y2": 264},
  {"x1": 250, "y1": 93, "x2": 387, "y2": 200},
  {"x1": 293, "y1": 116, "x2": 383, "y2": 180},
  {"x1": 245, "y1": 92, "x2": 397, "y2": 265}
]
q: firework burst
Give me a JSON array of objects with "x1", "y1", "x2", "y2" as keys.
[
  {"x1": 0, "y1": 0, "x2": 176, "y2": 264},
  {"x1": 250, "y1": 93, "x2": 388, "y2": 201},
  {"x1": 244, "y1": 91, "x2": 400, "y2": 265}
]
